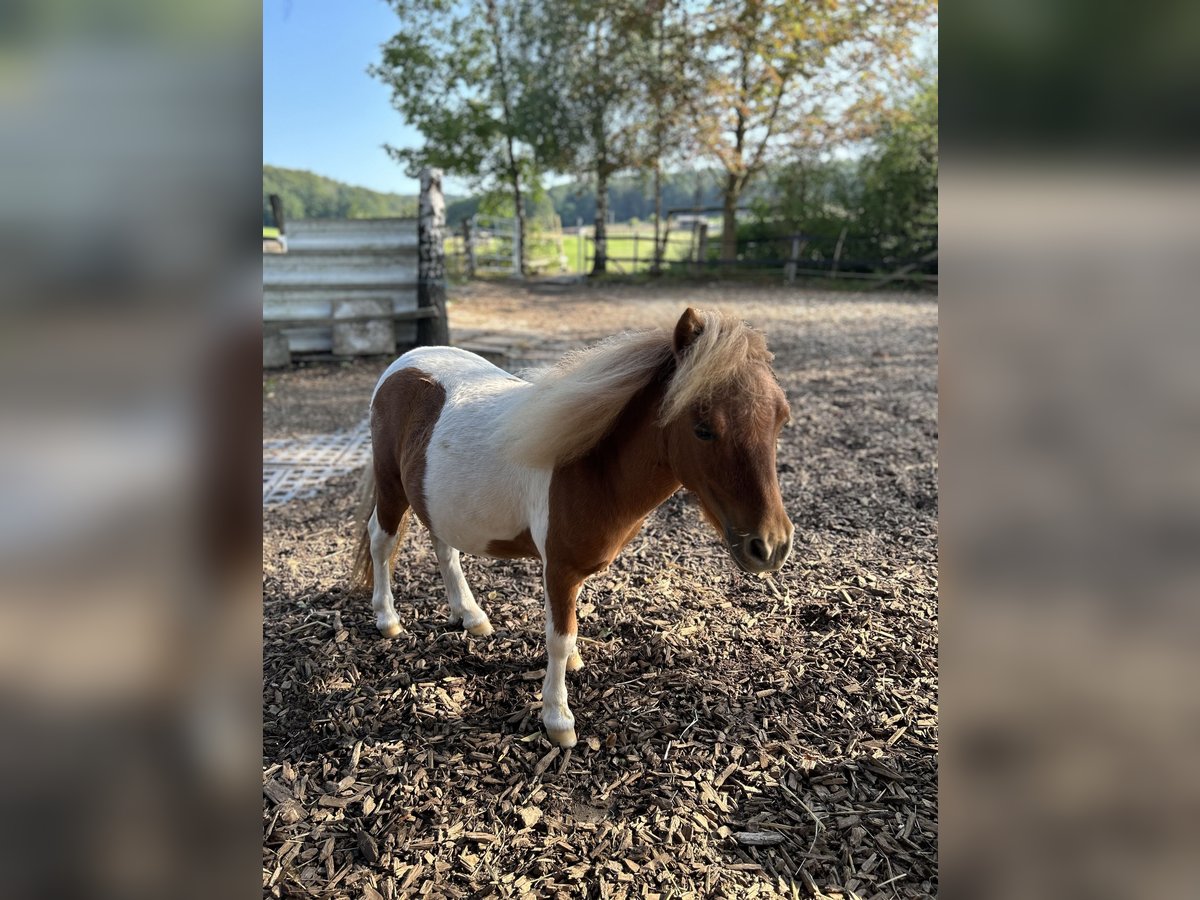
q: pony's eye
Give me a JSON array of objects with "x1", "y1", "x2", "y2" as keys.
[{"x1": 693, "y1": 422, "x2": 716, "y2": 441}]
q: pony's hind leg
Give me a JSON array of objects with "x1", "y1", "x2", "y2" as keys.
[
  {"x1": 433, "y1": 538, "x2": 493, "y2": 636},
  {"x1": 368, "y1": 507, "x2": 405, "y2": 638},
  {"x1": 366, "y1": 466, "x2": 411, "y2": 639}
]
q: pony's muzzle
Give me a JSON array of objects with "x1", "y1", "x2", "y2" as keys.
[{"x1": 733, "y1": 527, "x2": 793, "y2": 574}]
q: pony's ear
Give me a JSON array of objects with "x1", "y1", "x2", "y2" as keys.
[{"x1": 673, "y1": 307, "x2": 704, "y2": 357}]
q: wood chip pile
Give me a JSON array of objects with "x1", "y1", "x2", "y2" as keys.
[{"x1": 264, "y1": 285, "x2": 938, "y2": 899}]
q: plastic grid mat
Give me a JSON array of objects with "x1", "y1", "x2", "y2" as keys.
[{"x1": 263, "y1": 420, "x2": 371, "y2": 507}]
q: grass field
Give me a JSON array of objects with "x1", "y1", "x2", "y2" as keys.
[
  {"x1": 449, "y1": 227, "x2": 704, "y2": 277},
  {"x1": 560, "y1": 230, "x2": 697, "y2": 275}
]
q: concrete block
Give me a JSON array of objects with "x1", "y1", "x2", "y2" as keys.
[
  {"x1": 332, "y1": 298, "x2": 394, "y2": 356},
  {"x1": 263, "y1": 331, "x2": 291, "y2": 369}
]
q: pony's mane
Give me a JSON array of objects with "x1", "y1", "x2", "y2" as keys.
[{"x1": 501, "y1": 310, "x2": 773, "y2": 469}]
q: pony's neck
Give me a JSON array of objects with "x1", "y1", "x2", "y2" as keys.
[{"x1": 575, "y1": 370, "x2": 680, "y2": 532}]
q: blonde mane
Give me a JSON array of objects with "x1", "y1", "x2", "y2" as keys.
[{"x1": 500, "y1": 310, "x2": 773, "y2": 469}]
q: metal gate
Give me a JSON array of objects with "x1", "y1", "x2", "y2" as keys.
[{"x1": 466, "y1": 214, "x2": 521, "y2": 276}]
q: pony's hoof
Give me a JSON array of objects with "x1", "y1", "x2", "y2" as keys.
[
  {"x1": 546, "y1": 725, "x2": 578, "y2": 748},
  {"x1": 465, "y1": 619, "x2": 494, "y2": 637},
  {"x1": 566, "y1": 651, "x2": 584, "y2": 672},
  {"x1": 377, "y1": 621, "x2": 401, "y2": 639}
]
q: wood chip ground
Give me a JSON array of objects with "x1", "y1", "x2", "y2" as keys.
[{"x1": 264, "y1": 282, "x2": 938, "y2": 899}]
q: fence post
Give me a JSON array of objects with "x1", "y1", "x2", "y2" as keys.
[
  {"x1": 511, "y1": 217, "x2": 521, "y2": 276},
  {"x1": 462, "y1": 217, "x2": 476, "y2": 279},
  {"x1": 418, "y1": 167, "x2": 450, "y2": 346},
  {"x1": 830, "y1": 226, "x2": 847, "y2": 280},
  {"x1": 785, "y1": 235, "x2": 800, "y2": 283},
  {"x1": 694, "y1": 222, "x2": 708, "y2": 274},
  {"x1": 268, "y1": 193, "x2": 286, "y2": 236},
  {"x1": 656, "y1": 215, "x2": 671, "y2": 275}
]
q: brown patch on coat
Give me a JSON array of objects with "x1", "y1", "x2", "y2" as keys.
[
  {"x1": 544, "y1": 372, "x2": 682, "y2": 635},
  {"x1": 486, "y1": 528, "x2": 539, "y2": 560},
  {"x1": 351, "y1": 367, "x2": 445, "y2": 592},
  {"x1": 370, "y1": 367, "x2": 447, "y2": 533}
]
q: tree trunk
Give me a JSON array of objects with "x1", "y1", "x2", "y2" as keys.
[
  {"x1": 651, "y1": 3, "x2": 665, "y2": 275},
  {"x1": 652, "y1": 160, "x2": 663, "y2": 274},
  {"x1": 591, "y1": 167, "x2": 609, "y2": 276},
  {"x1": 485, "y1": 0, "x2": 525, "y2": 277},
  {"x1": 720, "y1": 173, "x2": 740, "y2": 263},
  {"x1": 511, "y1": 168, "x2": 526, "y2": 276},
  {"x1": 417, "y1": 168, "x2": 450, "y2": 345}
]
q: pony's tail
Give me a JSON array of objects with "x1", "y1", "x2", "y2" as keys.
[
  {"x1": 351, "y1": 464, "x2": 378, "y2": 592},
  {"x1": 350, "y1": 461, "x2": 411, "y2": 593}
]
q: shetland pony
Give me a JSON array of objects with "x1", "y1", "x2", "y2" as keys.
[{"x1": 352, "y1": 308, "x2": 793, "y2": 746}]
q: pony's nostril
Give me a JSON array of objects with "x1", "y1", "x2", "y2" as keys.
[{"x1": 747, "y1": 537, "x2": 769, "y2": 564}]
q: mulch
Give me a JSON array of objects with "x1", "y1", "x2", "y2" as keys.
[{"x1": 263, "y1": 284, "x2": 938, "y2": 899}]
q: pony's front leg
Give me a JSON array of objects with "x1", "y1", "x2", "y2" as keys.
[
  {"x1": 433, "y1": 538, "x2": 493, "y2": 636},
  {"x1": 541, "y1": 566, "x2": 582, "y2": 747}
]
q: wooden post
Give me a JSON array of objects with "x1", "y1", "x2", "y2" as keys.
[
  {"x1": 576, "y1": 218, "x2": 583, "y2": 273},
  {"x1": 462, "y1": 217, "x2": 476, "y2": 279},
  {"x1": 657, "y1": 214, "x2": 671, "y2": 275},
  {"x1": 511, "y1": 216, "x2": 521, "y2": 276},
  {"x1": 830, "y1": 226, "x2": 848, "y2": 280},
  {"x1": 785, "y1": 235, "x2": 800, "y2": 283},
  {"x1": 633, "y1": 231, "x2": 639, "y2": 271},
  {"x1": 694, "y1": 222, "x2": 708, "y2": 274},
  {"x1": 268, "y1": 194, "x2": 286, "y2": 235},
  {"x1": 418, "y1": 168, "x2": 450, "y2": 346}
]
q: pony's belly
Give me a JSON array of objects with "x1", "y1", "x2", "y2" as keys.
[
  {"x1": 426, "y1": 496, "x2": 527, "y2": 558},
  {"x1": 422, "y1": 434, "x2": 550, "y2": 558}
]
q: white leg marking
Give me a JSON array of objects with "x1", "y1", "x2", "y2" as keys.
[
  {"x1": 541, "y1": 600, "x2": 578, "y2": 748},
  {"x1": 368, "y1": 509, "x2": 401, "y2": 638},
  {"x1": 434, "y1": 538, "x2": 492, "y2": 636}
]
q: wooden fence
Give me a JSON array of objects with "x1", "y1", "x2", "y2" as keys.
[
  {"x1": 264, "y1": 168, "x2": 448, "y2": 366},
  {"x1": 572, "y1": 207, "x2": 937, "y2": 286}
]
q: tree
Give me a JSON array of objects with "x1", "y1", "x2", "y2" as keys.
[
  {"x1": 643, "y1": 0, "x2": 697, "y2": 272},
  {"x1": 519, "y1": 1, "x2": 657, "y2": 275},
  {"x1": 857, "y1": 74, "x2": 938, "y2": 260},
  {"x1": 687, "y1": 0, "x2": 935, "y2": 262},
  {"x1": 371, "y1": 0, "x2": 537, "y2": 274}
]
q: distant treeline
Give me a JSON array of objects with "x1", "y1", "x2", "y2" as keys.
[
  {"x1": 263, "y1": 165, "x2": 420, "y2": 222},
  {"x1": 444, "y1": 169, "x2": 773, "y2": 227},
  {"x1": 264, "y1": 164, "x2": 760, "y2": 226}
]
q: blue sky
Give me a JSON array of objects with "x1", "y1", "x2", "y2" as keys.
[
  {"x1": 264, "y1": 2, "x2": 937, "y2": 198},
  {"x1": 263, "y1": 0, "x2": 432, "y2": 195}
]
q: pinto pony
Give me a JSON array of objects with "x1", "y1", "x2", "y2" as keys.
[{"x1": 352, "y1": 308, "x2": 793, "y2": 746}]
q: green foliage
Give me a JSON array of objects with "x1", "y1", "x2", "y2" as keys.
[
  {"x1": 263, "y1": 165, "x2": 418, "y2": 221},
  {"x1": 858, "y1": 79, "x2": 938, "y2": 258},
  {"x1": 738, "y1": 77, "x2": 939, "y2": 270},
  {"x1": 371, "y1": 0, "x2": 537, "y2": 191}
]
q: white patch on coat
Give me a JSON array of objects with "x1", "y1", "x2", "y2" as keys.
[{"x1": 374, "y1": 346, "x2": 553, "y2": 558}]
